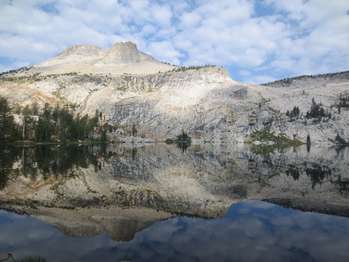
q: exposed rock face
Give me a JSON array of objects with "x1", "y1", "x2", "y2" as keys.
[
  {"x1": 0, "y1": 41, "x2": 349, "y2": 144},
  {"x1": 258, "y1": 72, "x2": 349, "y2": 144}
]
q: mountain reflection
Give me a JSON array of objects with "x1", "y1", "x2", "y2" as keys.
[
  {"x1": 1, "y1": 144, "x2": 349, "y2": 261},
  {"x1": 1, "y1": 144, "x2": 349, "y2": 199}
]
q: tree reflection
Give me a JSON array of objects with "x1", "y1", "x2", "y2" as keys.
[{"x1": 0, "y1": 145, "x2": 110, "y2": 190}]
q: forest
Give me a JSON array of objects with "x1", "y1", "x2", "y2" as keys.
[{"x1": 0, "y1": 96, "x2": 107, "y2": 144}]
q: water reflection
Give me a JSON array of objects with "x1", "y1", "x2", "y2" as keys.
[
  {"x1": 1, "y1": 144, "x2": 349, "y2": 260},
  {"x1": 1, "y1": 144, "x2": 349, "y2": 214},
  {"x1": 0, "y1": 144, "x2": 109, "y2": 189},
  {"x1": 0, "y1": 201, "x2": 349, "y2": 262}
]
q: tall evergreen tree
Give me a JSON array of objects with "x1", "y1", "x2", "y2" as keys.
[{"x1": 0, "y1": 97, "x2": 19, "y2": 142}]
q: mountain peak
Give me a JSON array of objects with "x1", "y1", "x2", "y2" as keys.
[
  {"x1": 99, "y1": 41, "x2": 153, "y2": 64},
  {"x1": 32, "y1": 41, "x2": 174, "y2": 75},
  {"x1": 111, "y1": 41, "x2": 138, "y2": 50}
]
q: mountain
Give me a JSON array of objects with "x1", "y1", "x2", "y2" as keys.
[
  {"x1": 263, "y1": 71, "x2": 349, "y2": 88},
  {"x1": 29, "y1": 41, "x2": 174, "y2": 75},
  {"x1": 0, "y1": 41, "x2": 349, "y2": 145}
]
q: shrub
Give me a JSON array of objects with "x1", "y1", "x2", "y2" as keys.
[
  {"x1": 306, "y1": 98, "x2": 331, "y2": 120},
  {"x1": 286, "y1": 106, "x2": 300, "y2": 120},
  {"x1": 249, "y1": 129, "x2": 303, "y2": 147}
]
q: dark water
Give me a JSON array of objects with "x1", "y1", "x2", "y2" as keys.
[
  {"x1": 0, "y1": 144, "x2": 108, "y2": 190},
  {"x1": 1, "y1": 144, "x2": 349, "y2": 194},
  {"x1": 0, "y1": 201, "x2": 349, "y2": 262},
  {"x1": 1, "y1": 144, "x2": 349, "y2": 261}
]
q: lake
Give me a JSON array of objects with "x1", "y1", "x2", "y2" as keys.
[{"x1": 0, "y1": 144, "x2": 349, "y2": 261}]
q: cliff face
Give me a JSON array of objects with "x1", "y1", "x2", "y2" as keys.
[
  {"x1": 0, "y1": 42, "x2": 349, "y2": 144},
  {"x1": 257, "y1": 72, "x2": 349, "y2": 144}
]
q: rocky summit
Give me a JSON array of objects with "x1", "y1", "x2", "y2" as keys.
[{"x1": 0, "y1": 41, "x2": 349, "y2": 145}]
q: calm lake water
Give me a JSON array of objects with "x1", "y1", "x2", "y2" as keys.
[
  {"x1": 1, "y1": 201, "x2": 349, "y2": 261},
  {"x1": 0, "y1": 144, "x2": 349, "y2": 261}
]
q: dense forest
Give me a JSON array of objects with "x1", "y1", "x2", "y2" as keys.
[{"x1": 0, "y1": 96, "x2": 107, "y2": 144}]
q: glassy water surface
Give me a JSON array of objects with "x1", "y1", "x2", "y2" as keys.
[
  {"x1": 1, "y1": 201, "x2": 349, "y2": 261},
  {"x1": 0, "y1": 144, "x2": 349, "y2": 261}
]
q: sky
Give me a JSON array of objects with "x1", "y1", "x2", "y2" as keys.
[{"x1": 0, "y1": 0, "x2": 348, "y2": 83}]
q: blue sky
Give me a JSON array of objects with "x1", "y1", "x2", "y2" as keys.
[{"x1": 0, "y1": 0, "x2": 348, "y2": 83}]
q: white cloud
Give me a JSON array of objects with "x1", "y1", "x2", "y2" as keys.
[
  {"x1": 147, "y1": 41, "x2": 181, "y2": 64},
  {"x1": 180, "y1": 11, "x2": 201, "y2": 28},
  {"x1": 151, "y1": 4, "x2": 173, "y2": 27},
  {"x1": 0, "y1": 0, "x2": 348, "y2": 83}
]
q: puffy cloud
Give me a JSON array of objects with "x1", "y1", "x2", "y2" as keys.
[
  {"x1": 0, "y1": 0, "x2": 348, "y2": 83},
  {"x1": 147, "y1": 40, "x2": 181, "y2": 64}
]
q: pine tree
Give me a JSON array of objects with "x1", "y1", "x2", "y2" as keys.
[
  {"x1": 35, "y1": 103, "x2": 53, "y2": 142},
  {"x1": 0, "y1": 97, "x2": 19, "y2": 142}
]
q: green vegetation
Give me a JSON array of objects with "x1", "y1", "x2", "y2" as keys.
[
  {"x1": 306, "y1": 98, "x2": 331, "y2": 120},
  {"x1": 0, "y1": 97, "x2": 21, "y2": 142},
  {"x1": 285, "y1": 98, "x2": 334, "y2": 122},
  {"x1": 0, "y1": 96, "x2": 107, "y2": 144},
  {"x1": 176, "y1": 130, "x2": 192, "y2": 145},
  {"x1": 169, "y1": 65, "x2": 216, "y2": 72},
  {"x1": 248, "y1": 129, "x2": 303, "y2": 146},
  {"x1": 286, "y1": 106, "x2": 300, "y2": 121},
  {"x1": 165, "y1": 130, "x2": 192, "y2": 151},
  {"x1": 33, "y1": 104, "x2": 101, "y2": 143},
  {"x1": 247, "y1": 129, "x2": 303, "y2": 155},
  {"x1": 336, "y1": 92, "x2": 349, "y2": 114},
  {"x1": 338, "y1": 93, "x2": 349, "y2": 108}
]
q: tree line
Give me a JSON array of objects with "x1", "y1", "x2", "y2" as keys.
[
  {"x1": 0, "y1": 96, "x2": 107, "y2": 144},
  {"x1": 285, "y1": 98, "x2": 332, "y2": 122}
]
